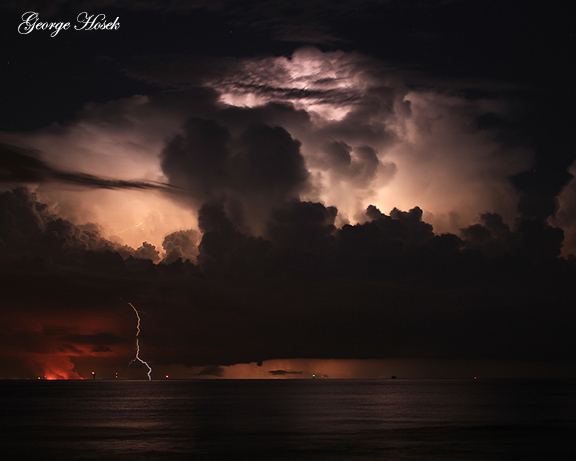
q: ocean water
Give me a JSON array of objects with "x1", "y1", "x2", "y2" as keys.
[{"x1": 1, "y1": 379, "x2": 575, "y2": 460}]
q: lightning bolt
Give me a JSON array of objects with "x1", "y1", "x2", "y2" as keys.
[
  {"x1": 116, "y1": 221, "x2": 144, "y2": 236},
  {"x1": 128, "y1": 302, "x2": 152, "y2": 380}
]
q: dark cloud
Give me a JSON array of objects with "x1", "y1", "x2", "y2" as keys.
[
  {"x1": 320, "y1": 142, "x2": 387, "y2": 186},
  {"x1": 197, "y1": 201, "x2": 272, "y2": 276},
  {"x1": 220, "y1": 82, "x2": 363, "y2": 107},
  {"x1": 92, "y1": 345, "x2": 113, "y2": 353},
  {"x1": 162, "y1": 116, "x2": 310, "y2": 206},
  {"x1": 268, "y1": 370, "x2": 303, "y2": 376},
  {"x1": 0, "y1": 143, "x2": 181, "y2": 193},
  {"x1": 0, "y1": 143, "x2": 47, "y2": 183},
  {"x1": 264, "y1": 201, "x2": 337, "y2": 276},
  {"x1": 162, "y1": 229, "x2": 200, "y2": 264},
  {"x1": 267, "y1": 201, "x2": 338, "y2": 249},
  {"x1": 329, "y1": 205, "x2": 442, "y2": 278},
  {"x1": 61, "y1": 332, "x2": 126, "y2": 346},
  {"x1": 223, "y1": 0, "x2": 354, "y2": 44},
  {"x1": 134, "y1": 242, "x2": 161, "y2": 262},
  {"x1": 460, "y1": 213, "x2": 564, "y2": 261},
  {"x1": 58, "y1": 344, "x2": 84, "y2": 354},
  {"x1": 460, "y1": 213, "x2": 512, "y2": 258},
  {"x1": 161, "y1": 116, "x2": 309, "y2": 232},
  {"x1": 49, "y1": 170, "x2": 182, "y2": 193},
  {"x1": 351, "y1": 146, "x2": 380, "y2": 182},
  {"x1": 231, "y1": 124, "x2": 308, "y2": 200},
  {"x1": 323, "y1": 141, "x2": 353, "y2": 170},
  {"x1": 161, "y1": 118, "x2": 231, "y2": 205},
  {"x1": 0, "y1": 188, "x2": 139, "y2": 269},
  {"x1": 1, "y1": 188, "x2": 575, "y2": 376}
]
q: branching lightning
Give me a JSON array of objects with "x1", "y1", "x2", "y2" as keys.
[
  {"x1": 116, "y1": 221, "x2": 144, "y2": 236},
  {"x1": 128, "y1": 302, "x2": 152, "y2": 380}
]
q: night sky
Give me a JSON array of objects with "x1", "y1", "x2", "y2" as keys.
[{"x1": 1, "y1": 0, "x2": 575, "y2": 379}]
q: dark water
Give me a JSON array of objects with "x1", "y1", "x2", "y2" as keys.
[{"x1": 1, "y1": 379, "x2": 575, "y2": 460}]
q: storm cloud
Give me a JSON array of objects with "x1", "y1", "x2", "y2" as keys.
[
  {"x1": 1, "y1": 1, "x2": 575, "y2": 380},
  {"x1": 161, "y1": 117, "x2": 309, "y2": 232},
  {"x1": 0, "y1": 186, "x2": 574, "y2": 378}
]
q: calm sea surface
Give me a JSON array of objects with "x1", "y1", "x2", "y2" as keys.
[{"x1": 1, "y1": 379, "x2": 575, "y2": 460}]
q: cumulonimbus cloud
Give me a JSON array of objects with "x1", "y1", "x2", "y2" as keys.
[
  {"x1": 0, "y1": 46, "x2": 544, "y2": 250},
  {"x1": 141, "y1": 47, "x2": 533, "y2": 233}
]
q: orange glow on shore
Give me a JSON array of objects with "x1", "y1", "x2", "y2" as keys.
[{"x1": 29, "y1": 354, "x2": 83, "y2": 380}]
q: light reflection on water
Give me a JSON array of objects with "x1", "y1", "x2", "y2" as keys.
[{"x1": 1, "y1": 379, "x2": 575, "y2": 460}]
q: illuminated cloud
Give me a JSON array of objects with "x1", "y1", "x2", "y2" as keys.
[
  {"x1": 122, "y1": 47, "x2": 534, "y2": 232},
  {"x1": 0, "y1": 46, "x2": 536, "y2": 249},
  {"x1": 0, "y1": 91, "x2": 206, "y2": 249},
  {"x1": 551, "y1": 161, "x2": 576, "y2": 255}
]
